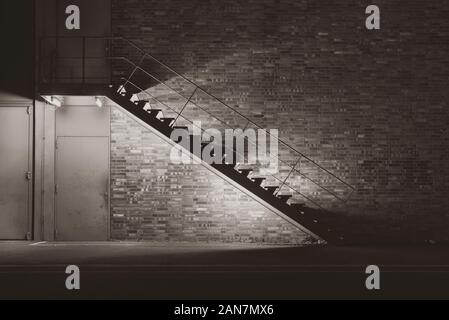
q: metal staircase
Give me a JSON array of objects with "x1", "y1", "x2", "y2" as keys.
[{"x1": 38, "y1": 36, "x2": 358, "y2": 245}]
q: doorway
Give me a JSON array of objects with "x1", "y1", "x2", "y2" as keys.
[
  {"x1": 55, "y1": 136, "x2": 109, "y2": 240},
  {"x1": 54, "y1": 102, "x2": 110, "y2": 240},
  {"x1": 0, "y1": 106, "x2": 32, "y2": 239}
]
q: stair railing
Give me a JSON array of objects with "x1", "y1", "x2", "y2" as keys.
[
  {"x1": 119, "y1": 77, "x2": 327, "y2": 210},
  {"x1": 120, "y1": 64, "x2": 350, "y2": 203},
  {"x1": 38, "y1": 36, "x2": 357, "y2": 209}
]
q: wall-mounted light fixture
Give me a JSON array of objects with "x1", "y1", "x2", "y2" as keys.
[
  {"x1": 95, "y1": 96, "x2": 104, "y2": 108},
  {"x1": 42, "y1": 95, "x2": 62, "y2": 107}
]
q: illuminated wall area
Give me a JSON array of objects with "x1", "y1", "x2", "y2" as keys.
[
  {"x1": 110, "y1": 107, "x2": 311, "y2": 244},
  {"x1": 110, "y1": 0, "x2": 449, "y2": 243}
]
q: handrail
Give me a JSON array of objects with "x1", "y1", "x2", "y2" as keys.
[
  {"x1": 38, "y1": 35, "x2": 356, "y2": 204},
  {"x1": 113, "y1": 37, "x2": 356, "y2": 192},
  {"x1": 121, "y1": 74, "x2": 347, "y2": 204},
  {"x1": 122, "y1": 77, "x2": 332, "y2": 209},
  {"x1": 113, "y1": 56, "x2": 352, "y2": 203},
  {"x1": 39, "y1": 51, "x2": 350, "y2": 203}
]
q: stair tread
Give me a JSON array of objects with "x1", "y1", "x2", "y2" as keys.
[
  {"x1": 251, "y1": 177, "x2": 266, "y2": 184},
  {"x1": 134, "y1": 100, "x2": 147, "y2": 107},
  {"x1": 264, "y1": 186, "x2": 278, "y2": 194},
  {"x1": 147, "y1": 109, "x2": 162, "y2": 117},
  {"x1": 160, "y1": 117, "x2": 175, "y2": 126},
  {"x1": 290, "y1": 203, "x2": 306, "y2": 208},
  {"x1": 120, "y1": 91, "x2": 133, "y2": 98},
  {"x1": 237, "y1": 168, "x2": 253, "y2": 175}
]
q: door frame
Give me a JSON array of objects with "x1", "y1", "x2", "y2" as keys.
[
  {"x1": 53, "y1": 103, "x2": 111, "y2": 241},
  {"x1": 54, "y1": 135, "x2": 111, "y2": 240},
  {"x1": 0, "y1": 103, "x2": 33, "y2": 240}
]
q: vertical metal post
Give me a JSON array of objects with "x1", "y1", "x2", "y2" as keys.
[
  {"x1": 50, "y1": 52, "x2": 54, "y2": 83},
  {"x1": 38, "y1": 37, "x2": 42, "y2": 84},
  {"x1": 82, "y1": 37, "x2": 86, "y2": 83},
  {"x1": 54, "y1": 36, "x2": 58, "y2": 83},
  {"x1": 173, "y1": 87, "x2": 198, "y2": 125},
  {"x1": 107, "y1": 38, "x2": 112, "y2": 85},
  {"x1": 275, "y1": 156, "x2": 302, "y2": 196},
  {"x1": 122, "y1": 52, "x2": 147, "y2": 91}
]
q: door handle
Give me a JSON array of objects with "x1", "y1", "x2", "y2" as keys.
[{"x1": 104, "y1": 191, "x2": 109, "y2": 210}]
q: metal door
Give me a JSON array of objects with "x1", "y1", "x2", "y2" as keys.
[
  {"x1": 0, "y1": 107, "x2": 31, "y2": 239},
  {"x1": 55, "y1": 136, "x2": 109, "y2": 240}
]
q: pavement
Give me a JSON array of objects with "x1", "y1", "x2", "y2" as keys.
[{"x1": 1, "y1": 241, "x2": 449, "y2": 299}]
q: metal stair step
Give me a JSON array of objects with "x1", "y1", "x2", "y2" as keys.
[
  {"x1": 237, "y1": 168, "x2": 253, "y2": 177},
  {"x1": 277, "y1": 194, "x2": 292, "y2": 202},
  {"x1": 119, "y1": 90, "x2": 133, "y2": 100},
  {"x1": 160, "y1": 117, "x2": 175, "y2": 126},
  {"x1": 251, "y1": 177, "x2": 266, "y2": 186},
  {"x1": 290, "y1": 203, "x2": 306, "y2": 209},
  {"x1": 147, "y1": 109, "x2": 162, "y2": 117},
  {"x1": 264, "y1": 186, "x2": 278, "y2": 194},
  {"x1": 133, "y1": 100, "x2": 147, "y2": 108}
]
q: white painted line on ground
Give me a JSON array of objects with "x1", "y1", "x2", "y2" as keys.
[{"x1": 29, "y1": 241, "x2": 47, "y2": 246}]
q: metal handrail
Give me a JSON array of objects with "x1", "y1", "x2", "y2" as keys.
[
  {"x1": 38, "y1": 36, "x2": 356, "y2": 204},
  {"x1": 121, "y1": 77, "x2": 330, "y2": 209},
  {"x1": 121, "y1": 75, "x2": 347, "y2": 205},
  {"x1": 115, "y1": 56, "x2": 352, "y2": 203},
  {"x1": 113, "y1": 37, "x2": 355, "y2": 192}
]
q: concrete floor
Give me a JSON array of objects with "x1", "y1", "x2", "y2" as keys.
[{"x1": 1, "y1": 241, "x2": 449, "y2": 299}]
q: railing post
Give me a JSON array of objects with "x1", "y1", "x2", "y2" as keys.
[
  {"x1": 173, "y1": 87, "x2": 198, "y2": 125},
  {"x1": 107, "y1": 38, "x2": 112, "y2": 85},
  {"x1": 122, "y1": 52, "x2": 147, "y2": 92},
  {"x1": 50, "y1": 51, "x2": 55, "y2": 83},
  {"x1": 82, "y1": 36, "x2": 86, "y2": 84},
  {"x1": 55, "y1": 37, "x2": 58, "y2": 83},
  {"x1": 275, "y1": 156, "x2": 301, "y2": 196},
  {"x1": 38, "y1": 37, "x2": 42, "y2": 85}
]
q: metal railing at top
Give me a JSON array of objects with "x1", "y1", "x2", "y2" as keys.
[
  {"x1": 120, "y1": 77, "x2": 338, "y2": 211},
  {"x1": 38, "y1": 36, "x2": 357, "y2": 209}
]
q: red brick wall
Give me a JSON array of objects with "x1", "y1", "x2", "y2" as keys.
[{"x1": 111, "y1": 0, "x2": 449, "y2": 243}]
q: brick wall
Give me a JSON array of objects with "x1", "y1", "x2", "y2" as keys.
[
  {"x1": 111, "y1": 107, "x2": 311, "y2": 244},
  {"x1": 111, "y1": 0, "x2": 449, "y2": 243}
]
